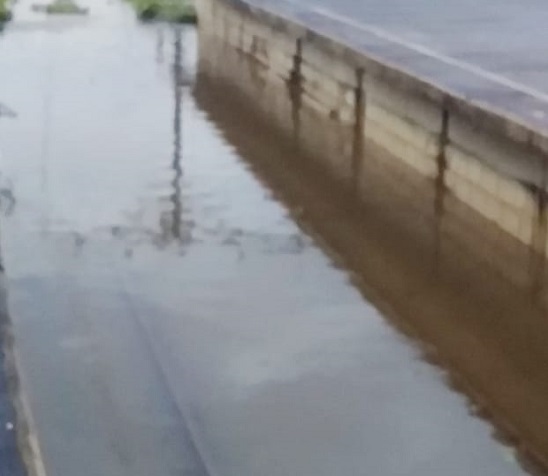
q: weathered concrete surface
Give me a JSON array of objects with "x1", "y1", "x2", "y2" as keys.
[{"x1": 0, "y1": 0, "x2": 543, "y2": 475}]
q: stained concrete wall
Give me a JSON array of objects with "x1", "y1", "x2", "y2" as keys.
[{"x1": 196, "y1": 0, "x2": 548, "y2": 288}]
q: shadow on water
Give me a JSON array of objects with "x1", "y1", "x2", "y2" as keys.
[{"x1": 194, "y1": 72, "x2": 548, "y2": 475}]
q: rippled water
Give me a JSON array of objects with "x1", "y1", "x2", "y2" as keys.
[{"x1": 0, "y1": 0, "x2": 542, "y2": 475}]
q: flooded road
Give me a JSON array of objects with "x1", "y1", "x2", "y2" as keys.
[{"x1": 0, "y1": 1, "x2": 544, "y2": 475}]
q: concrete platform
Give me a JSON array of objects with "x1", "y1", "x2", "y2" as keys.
[{"x1": 242, "y1": 0, "x2": 548, "y2": 133}]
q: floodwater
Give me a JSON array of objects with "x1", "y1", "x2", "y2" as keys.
[{"x1": 0, "y1": 0, "x2": 544, "y2": 475}]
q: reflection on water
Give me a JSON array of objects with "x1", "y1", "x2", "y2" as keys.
[
  {"x1": 194, "y1": 69, "x2": 548, "y2": 474},
  {"x1": 164, "y1": 26, "x2": 185, "y2": 244},
  {"x1": 0, "y1": 2, "x2": 546, "y2": 475},
  {"x1": 0, "y1": 103, "x2": 16, "y2": 216}
]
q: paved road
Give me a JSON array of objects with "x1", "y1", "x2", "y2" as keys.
[
  {"x1": 0, "y1": 0, "x2": 541, "y2": 475},
  {"x1": 290, "y1": 0, "x2": 548, "y2": 92},
  {"x1": 238, "y1": 0, "x2": 548, "y2": 131}
]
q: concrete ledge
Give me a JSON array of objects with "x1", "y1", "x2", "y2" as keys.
[
  {"x1": 0, "y1": 275, "x2": 47, "y2": 476},
  {"x1": 210, "y1": 0, "x2": 548, "y2": 150}
]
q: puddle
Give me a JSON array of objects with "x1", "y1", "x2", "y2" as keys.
[{"x1": 0, "y1": 1, "x2": 545, "y2": 475}]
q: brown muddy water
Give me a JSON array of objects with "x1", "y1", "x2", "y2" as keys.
[{"x1": 0, "y1": 0, "x2": 546, "y2": 475}]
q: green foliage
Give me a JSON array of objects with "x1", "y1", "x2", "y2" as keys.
[
  {"x1": 44, "y1": 0, "x2": 88, "y2": 14},
  {"x1": 0, "y1": 0, "x2": 12, "y2": 22},
  {"x1": 130, "y1": 0, "x2": 197, "y2": 23}
]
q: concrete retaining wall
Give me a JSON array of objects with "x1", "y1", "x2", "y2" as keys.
[{"x1": 196, "y1": 0, "x2": 548, "y2": 280}]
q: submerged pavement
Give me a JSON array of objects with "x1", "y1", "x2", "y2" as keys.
[{"x1": 0, "y1": 0, "x2": 544, "y2": 475}]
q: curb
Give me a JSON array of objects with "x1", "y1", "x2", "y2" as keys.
[{"x1": 0, "y1": 274, "x2": 47, "y2": 476}]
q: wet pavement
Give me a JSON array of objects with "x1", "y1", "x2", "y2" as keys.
[{"x1": 0, "y1": 0, "x2": 546, "y2": 475}]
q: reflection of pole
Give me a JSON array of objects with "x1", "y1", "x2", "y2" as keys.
[{"x1": 171, "y1": 26, "x2": 183, "y2": 241}]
